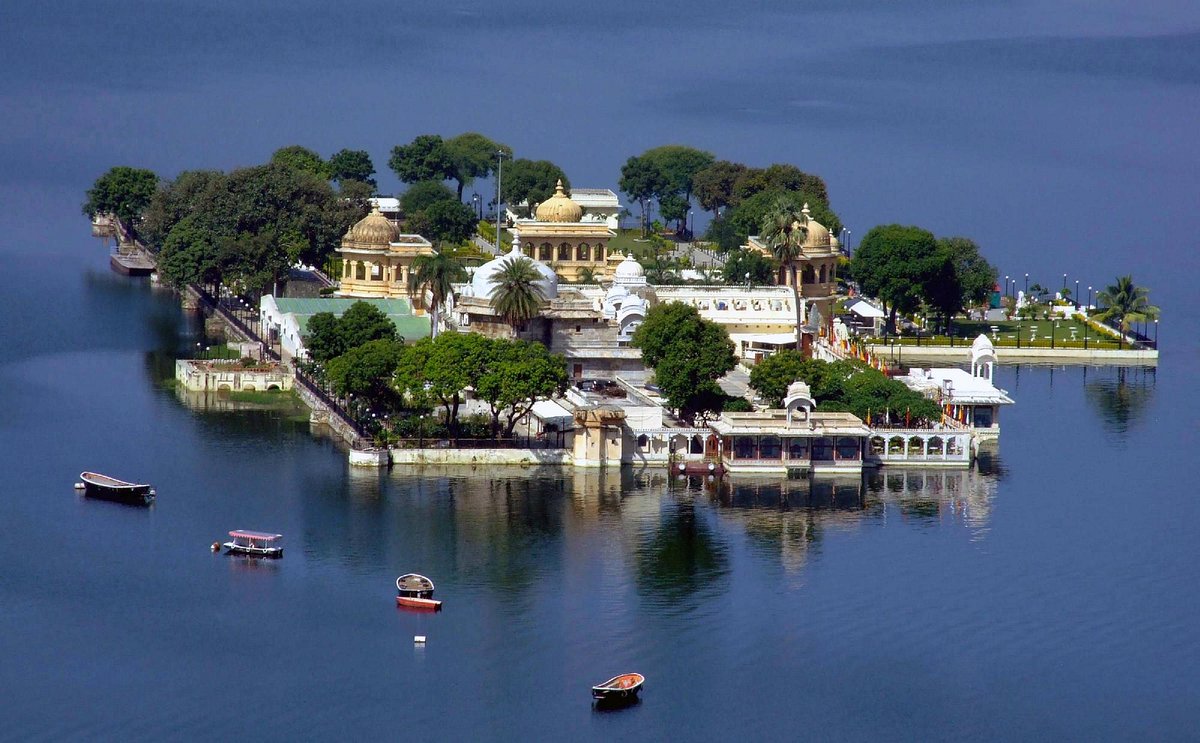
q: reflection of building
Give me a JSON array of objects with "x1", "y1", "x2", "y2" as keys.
[
  {"x1": 746, "y1": 203, "x2": 841, "y2": 317},
  {"x1": 511, "y1": 181, "x2": 615, "y2": 283},
  {"x1": 336, "y1": 207, "x2": 436, "y2": 303}
]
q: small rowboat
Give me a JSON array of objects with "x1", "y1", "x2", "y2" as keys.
[
  {"x1": 592, "y1": 672, "x2": 645, "y2": 701},
  {"x1": 79, "y1": 471, "x2": 155, "y2": 506},
  {"x1": 396, "y1": 573, "x2": 441, "y2": 610},
  {"x1": 222, "y1": 530, "x2": 283, "y2": 558}
]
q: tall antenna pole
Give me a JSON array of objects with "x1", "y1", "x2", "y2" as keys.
[{"x1": 495, "y1": 150, "x2": 504, "y2": 253}]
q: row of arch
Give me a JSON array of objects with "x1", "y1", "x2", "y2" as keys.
[
  {"x1": 867, "y1": 435, "x2": 964, "y2": 457},
  {"x1": 778, "y1": 262, "x2": 835, "y2": 287},
  {"x1": 523, "y1": 242, "x2": 608, "y2": 263}
]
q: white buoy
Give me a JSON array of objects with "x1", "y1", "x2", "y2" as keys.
[
  {"x1": 74, "y1": 482, "x2": 85, "y2": 490},
  {"x1": 414, "y1": 635, "x2": 427, "y2": 644}
]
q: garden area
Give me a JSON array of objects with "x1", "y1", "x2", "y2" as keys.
[{"x1": 867, "y1": 317, "x2": 1131, "y2": 350}]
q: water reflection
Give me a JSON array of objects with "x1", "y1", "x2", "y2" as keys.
[
  {"x1": 866, "y1": 468, "x2": 998, "y2": 537},
  {"x1": 1083, "y1": 366, "x2": 1156, "y2": 437},
  {"x1": 634, "y1": 493, "x2": 728, "y2": 606}
]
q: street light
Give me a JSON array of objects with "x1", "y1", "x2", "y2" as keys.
[
  {"x1": 472, "y1": 193, "x2": 481, "y2": 220},
  {"x1": 1062, "y1": 273, "x2": 1067, "y2": 294},
  {"x1": 1074, "y1": 280, "x2": 1080, "y2": 310},
  {"x1": 688, "y1": 210, "x2": 694, "y2": 242},
  {"x1": 1024, "y1": 273, "x2": 1029, "y2": 294},
  {"x1": 1154, "y1": 319, "x2": 1159, "y2": 347},
  {"x1": 1004, "y1": 275, "x2": 1009, "y2": 298},
  {"x1": 844, "y1": 228, "x2": 851, "y2": 256}
]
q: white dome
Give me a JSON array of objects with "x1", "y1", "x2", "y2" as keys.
[
  {"x1": 471, "y1": 246, "x2": 558, "y2": 300},
  {"x1": 613, "y1": 254, "x2": 646, "y2": 286}
]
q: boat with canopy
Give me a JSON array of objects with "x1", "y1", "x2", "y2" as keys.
[{"x1": 222, "y1": 530, "x2": 283, "y2": 558}]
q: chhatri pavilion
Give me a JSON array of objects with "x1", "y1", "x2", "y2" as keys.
[
  {"x1": 512, "y1": 180, "x2": 615, "y2": 283},
  {"x1": 746, "y1": 203, "x2": 841, "y2": 317},
  {"x1": 336, "y1": 206, "x2": 435, "y2": 308}
]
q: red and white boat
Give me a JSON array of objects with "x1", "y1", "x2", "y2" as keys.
[
  {"x1": 222, "y1": 530, "x2": 283, "y2": 558},
  {"x1": 395, "y1": 573, "x2": 441, "y2": 610},
  {"x1": 592, "y1": 672, "x2": 645, "y2": 701}
]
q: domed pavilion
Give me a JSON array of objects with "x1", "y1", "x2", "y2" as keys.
[
  {"x1": 746, "y1": 203, "x2": 841, "y2": 317},
  {"x1": 511, "y1": 179, "x2": 615, "y2": 283},
  {"x1": 336, "y1": 206, "x2": 435, "y2": 306}
]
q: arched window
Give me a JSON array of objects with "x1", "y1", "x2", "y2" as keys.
[
  {"x1": 637, "y1": 434, "x2": 649, "y2": 450},
  {"x1": 927, "y1": 437, "x2": 944, "y2": 455},
  {"x1": 355, "y1": 262, "x2": 366, "y2": 281},
  {"x1": 523, "y1": 242, "x2": 534, "y2": 257},
  {"x1": 576, "y1": 243, "x2": 590, "y2": 261},
  {"x1": 802, "y1": 265, "x2": 816, "y2": 284},
  {"x1": 908, "y1": 436, "x2": 924, "y2": 455},
  {"x1": 539, "y1": 243, "x2": 552, "y2": 261},
  {"x1": 869, "y1": 436, "x2": 885, "y2": 455},
  {"x1": 888, "y1": 436, "x2": 905, "y2": 455},
  {"x1": 597, "y1": 243, "x2": 606, "y2": 261},
  {"x1": 558, "y1": 243, "x2": 572, "y2": 261},
  {"x1": 819, "y1": 265, "x2": 827, "y2": 284},
  {"x1": 690, "y1": 435, "x2": 704, "y2": 454}
]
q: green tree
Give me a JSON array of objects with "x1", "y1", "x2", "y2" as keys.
[
  {"x1": 444, "y1": 133, "x2": 512, "y2": 201},
  {"x1": 141, "y1": 169, "x2": 224, "y2": 250},
  {"x1": 488, "y1": 256, "x2": 547, "y2": 331},
  {"x1": 1094, "y1": 275, "x2": 1160, "y2": 345},
  {"x1": 619, "y1": 155, "x2": 669, "y2": 237},
  {"x1": 938, "y1": 236, "x2": 998, "y2": 307},
  {"x1": 693, "y1": 160, "x2": 748, "y2": 219},
  {"x1": 408, "y1": 199, "x2": 477, "y2": 247},
  {"x1": 760, "y1": 198, "x2": 808, "y2": 350},
  {"x1": 632, "y1": 303, "x2": 737, "y2": 423},
  {"x1": 408, "y1": 253, "x2": 467, "y2": 339},
  {"x1": 305, "y1": 301, "x2": 398, "y2": 363},
  {"x1": 400, "y1": 180, "x2": 457, "y2": 215},
  {"x1": 705, "y1": 217, "x2": 745, "y2": 253},
  {"x1": 851, "y1": 224, "x2": 938, "y2": 333},
  {"x1": 475, "y1": 339, "x2": 569, "y2": 437},
  {"x1": 218, "y1": 228, "x2": 296, "y2": 295},
  {"x1": 920, "y1": 246, "x2": 965, "y2": 335},
  {"x1": 749, "y1": 350, "x2": 815, "y2": 407},
  {"x1": 721, "y1": 248, "x2": 776, "y2": 286},
  {"x1": 156, "y1": 215, "x2": 223, "y2": 288},
  {"x1": 501, "y1": 159, "x2": 569, "y2": 216},
  {"x1": 270, "y1": 146, "x2": 328, "y2": 179},
  {"x1": 389, "y1": 134, "x2": 455, "y2": 185},
  {"x1": 395, "y1": 332, "x2": 491, "y2": 440},
  {"x1": 733, "y1": 164, "x2": 828, "y2": 205},
  {"x1": 327, "y1": 149, "x2": 376, "y2": 188},
  {"x1": 657, "y1": 193, "x2": 690, "y2": 232},
  {"x1": 642, "y1": 145, "x2": 714, "y2": 203},
  {"x1": 727, "y1": 189, "x2": 841, "y2": 240},
  {"x1": 325, "y1": 338, "x2": 404, "y2": 399},
  {"x1": 82, "y1": 166, "x2": 159, "y2": 241}
]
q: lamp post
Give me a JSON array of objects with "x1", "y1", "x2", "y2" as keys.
[
  {"x1": 1087, "y1": 285, "x2": 1093, "y2": 311},
  {"x1": 1154, "y1": 319, "x2": 1159, "y2": 348},
  {"x1": 472, "y1": 193, "x2": 481, "y2": 220},
  {"x1": 1074, "y1": 280, "x2": 1080, "y2": 310},
  {"x1": 1024, "y1": 273, "x2": 1029, "y2": 294},
  {"x1": 1004, "y1": 275, "x2": 1009, "y2": 298},
  {"x1": 495, "y1": 150, "x2": 505, "y2": 252},
  {"x1": 1062, "y1": 273, "x2": 1067, "y2": 294},
  {"x1": 688, "y1": 210, "x2": 694, "y2": 243},
  {"x1": 844, "y1": 228, "x2": 851, "y2": 256}
]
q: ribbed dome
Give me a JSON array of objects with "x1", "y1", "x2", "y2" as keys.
[
  {"x1": 346, "y1": 207, "x2": 397, "y2": 246},
  {"x1": 613, "y1": 254, "x2": 646, "y2": 286},
  {"x1": 800, "y1": 204, "x2": 831, "y2": 249},
  {"x1": 535, "y1": 180, "x2": 583, "y2": 223},
  {"x1": 470, "y1": 246, "x2": 558, "y2": 301}
]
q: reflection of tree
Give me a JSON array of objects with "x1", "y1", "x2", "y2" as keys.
[
  {"x1": 1084, "y1": 366, "x2": 1155, "y2": 436},
  {"x1": 636, "y1": 497, "x2": 728, "y2": 602}
]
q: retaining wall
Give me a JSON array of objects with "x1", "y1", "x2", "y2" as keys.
[{"x1": 868, "y1": 344, "x2": 1158, "y2": 365}]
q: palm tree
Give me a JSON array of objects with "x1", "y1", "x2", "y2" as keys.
[
  {"x1": 408, "y1": 253, "x2": 466, "y2": 339},
  {"x1": 761, "y1": 198, "x2": 808, "y2": 350},
  {"x1": 489, "y1": 256, "x2": 546, "y2": 332},
  {"x1": 1094, "y1": 275, "x2": 1160, "y2": 348},
  {"x1": 577, "y1": 266, "x2": 596, "y2": 284}
]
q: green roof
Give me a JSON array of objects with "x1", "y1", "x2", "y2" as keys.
[{"x1": 276, "y1": 297, "x2": 430, "y2": 340}]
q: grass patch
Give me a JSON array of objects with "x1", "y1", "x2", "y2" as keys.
[
  {"x1": 869, "y1": 318, "x2": 1126, "y2": 349},
  {"x1": 225, "y1": 388, "x2": 301, "y2": 406}
]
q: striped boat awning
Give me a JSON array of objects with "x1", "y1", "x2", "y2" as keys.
[{"x1": 229, "y1": 530, "x2": 282, "y2": 541}]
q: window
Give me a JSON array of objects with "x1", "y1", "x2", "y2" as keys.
[
  {"x1": 355, "y1": 262, "x2": 365, "y2": 280},
  {"x1": 787, "y1": 438, "x2": 809, "y2": 459},
  {"x1": 558, "y1": 243, "x2": 572, "y2": 261},
  {"x1": 759, "y1": 436, "x2": 781, "y2": 459},
  {"x1": 802, "y1": 265, "x2": 815, "y2": 284},
  {"x1": 733, "y1": 436, "x2": 756, "y2": 459},
  {"x1": 539, "y1": 243, "x2": 552, "y2": 261},
  {"x1": 577, "y1": 243, "x2": 590, "y2": 261},
  {"x1": 836, "y1": 437, "x2": 860, "y2": 459},
  {"x1": 523, "y1": 242, "x2": 534, "y2": 257},
  {"x1": 819, "y1": 265, "x2": 827, "y2": 284},
  {"x1": 637, "y1": 434, "x2": 649, "y2": 450}
]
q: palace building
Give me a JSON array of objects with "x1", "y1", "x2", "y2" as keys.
[
  {"x1": 746, "y1": 203, "x2": 841, "y2": 317},
  {"x1": 335, "y1": 206, "x2": 435, "y2": 307},
  {"x1": 512, "y1": 180, "x2": 615, "y2": 283}
]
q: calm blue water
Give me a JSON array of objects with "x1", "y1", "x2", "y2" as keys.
[{"x1": 2, "y1": 1, "x2": 1199, "y2": 739}]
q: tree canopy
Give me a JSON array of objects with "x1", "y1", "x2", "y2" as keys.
[
  {"x1": 851, "y1": 224, "x2": 938, "y2": 331},
  {"x1": 408, "y1": 253, "x2": 467, "y2": 339},
  {"x1": 389, "y1": 135, "x2": 456, "y2": 185},
  {"x1": 619, "y1": 155, "x2": 668, "y2": 236},
  {"x1": 693, "y1": 160, "x2": 749, "y2": 218},
  {"x1": 727, "y1": 189, "x2": 841, "y2": 240},
  {"x1": 749, "y1": 351, "x2": 941, "y2": 423},
  {"x1": 501, "y1": 159, "x2": 569, "y2": 216},
  {"x1": 305, "y1": 301, "x2": 399, "y2": 363},
  {"x1": 1094, "y1": 275, "x2": 1160, "y2": 336},
  {"x1": 270, "y1": 146, "x2": 327, "y2": 179},
  {"x1": 489, "y1": 256, "x2": 547, "y2": 330},
  {"x1": 444, "y1": 133, "x2": 511, "y2": 200},
  {"x1": 632, "y1": 303, "x2": 737, "y2": 423},
  {"x1": 399, "y1": 180, "x2": 457, "y2": 215},
  {"x1": 327, "y1": 149, "x2": 376, "y2": 188},
  {"x1": 325, "y1": 338, "x2": 405, "y2": 399},
  {"x1": 408, "y1": 199, "x2": 477, "y2": 246},
  {"x1": 83, "y1": 166, "x2": 160, "y2": 239},
  {"x1": 721, "y1": 247, "x2": 776, "y2": 286}
]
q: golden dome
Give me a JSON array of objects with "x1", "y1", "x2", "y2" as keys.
[
  {"x1": 800, "y1": 203, "x2": 831, "y2": 249},
  {"x1": 345, "y1": 207, "x2": 397, "y2": 247},
  {"x1": 535, "y1": 179, "x2": 583, "y2": 223}
]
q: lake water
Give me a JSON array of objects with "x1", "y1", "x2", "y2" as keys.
[
  {"x1": 0, "y1": 248, "x2": 1195, "y2": 741},
  {"x1": 2, "y1": 1, "x2": 1198, "y2": 738}
]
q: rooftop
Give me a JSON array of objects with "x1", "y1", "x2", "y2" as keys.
[
  {"x1": 709, "y1": 410, "x2": 870, "y2": 437},
  {"x1": 903, "y1": 367, "x2": 1014, "y2": 405},
  {"x1": 273, "y1": 297, "x2": 431, "y2": 340}
]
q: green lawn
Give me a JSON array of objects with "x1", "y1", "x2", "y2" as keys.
[{"x1": 869, "y1": 318, "x2": 1127, "y2": 350}]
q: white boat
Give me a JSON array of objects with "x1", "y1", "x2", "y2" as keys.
[{"x1": 222, "y1": 530, "x2": 283, "y2": 558}]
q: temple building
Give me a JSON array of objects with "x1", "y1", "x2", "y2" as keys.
[
  {"x1": 512, "y1": 180, "x2": 615, "y2": 283},
  {"x1": 506, "y1": 186, "x2": 623, "y2": 230},
  {"x1": 336, "y1": 206, "x2": 435, "y2": 307},
  {"x1": 746, "y1": 203, "x2": 841, "y2": 317}
]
